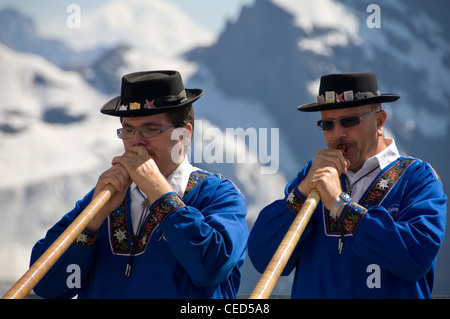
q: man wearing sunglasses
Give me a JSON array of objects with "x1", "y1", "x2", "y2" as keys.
[
  {"x1": 30, "y1": 71, "x2": 249, "y2": 298},
  {"x1": 249, "y1": 72, "x2": 447, "y2": 298}
]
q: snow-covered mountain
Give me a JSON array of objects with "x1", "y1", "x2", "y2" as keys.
[
  {"x1": 0, "y1": 42, "x2": 123, "y2": 282},
  {"x1": 189, "y1": 0, "x2": 450, "y2": 165},
  {"x1": 40, "y1": 0, "x2": 216, "y2": 56},
  {"x1": 0, "y1": 7, "x2": 106, "y2": 69},
  {"x1": 0, "y1": 43, "x2": 118, "y2": 187},
  {"x1": 0, "y1": 0, "x2": 449, "y2": 296}
]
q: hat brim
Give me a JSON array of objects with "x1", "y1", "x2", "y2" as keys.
[
  {"x1": 100, "y1": 89, "x2": 203, "y2": 117},
  {"x1": 297, "y1": 94, "x2": 400, "y2": 112}
]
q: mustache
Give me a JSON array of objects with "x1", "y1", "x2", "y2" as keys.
[{"x1": 331, "y1": 140, "x2": 353, "y2": 152}]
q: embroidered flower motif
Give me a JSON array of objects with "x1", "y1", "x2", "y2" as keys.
[
  {"x1": 287, "y1": 192, "x2": 295, "y2": 203},
  {"x1": 151, "y1": 194, "x2": 185, "y2": 225},
  {"x1": 325, "y1": 159, "x2": 415, "y2": 236},
  {"x1": 76, "y1": 233, "x2": 88, "y2": 244},
  {"x1": 377, "y1": 178, "x2": 389, "y2": 189},
  {"x1": 184, "y1": 172, "x2": 208, "y2": 197},
  {"x1": 108, "y1": 171, "x2": 208, "y2": 255},
  {"x1": 286, "y1": 189, "x2": 305, "y2": 213},
  {"x1": 141, "y1": 234, "x2": 148, "y2": 246},
  {"x1": 74, "y1": 230, "x2": 98, "y2": 247},
  {"x1": 114, "y1": 229, "x2": 127, "y2": 242}
]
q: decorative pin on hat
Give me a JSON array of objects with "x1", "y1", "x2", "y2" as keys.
[
  {"x1": 298, "y1": 72, "x2": 400, "y2": 112},
  {"x1": 100, "y1": 70, "x2": 203, "y2": 117}
]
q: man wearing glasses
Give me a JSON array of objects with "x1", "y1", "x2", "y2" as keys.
[
  {"x1": 31, "y1": 71, "x2": 249, "y2": 298},
  {"x1": 248, "y1": 72, "x2": 447, "y2": 298}
]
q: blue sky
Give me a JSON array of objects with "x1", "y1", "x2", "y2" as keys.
[{"x1": 0, "y1": 0, "x2": 254, "y2": 34}]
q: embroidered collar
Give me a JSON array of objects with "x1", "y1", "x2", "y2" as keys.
[
  {"x1": 325, "y1": 157, "x2": 416, "y2": 237},
  {"x1": 98, "y1": 170, "x2": 210, "y2": 256}
]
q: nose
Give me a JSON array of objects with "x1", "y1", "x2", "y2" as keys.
[
  {"x1": 333, "y1": 121, "x2": 350, "y2": 136},
  {"x1": 130, "y1": 129, "x2": 146, "y2": 146}
]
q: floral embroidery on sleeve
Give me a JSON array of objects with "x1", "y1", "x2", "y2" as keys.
[
  {"x1": 151, "y1": 193, "x2": 186, "y2": 224},
  {"x1": 286, "y1": 187, "x2": 306, "y2": 214},
  {"x1": 339, "y1": 202, "x2": 367, "y2": 234},
  {"x1": 75, "y1": 229, "x2": 98, "y2": 247}
]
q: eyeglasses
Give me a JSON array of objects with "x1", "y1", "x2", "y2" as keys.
[
  {"x1": 317, "y1": 109, "x2": 379, "y2": 131},
  {"x1": 117, "y1": 125, "x2": 174, "y2": 139}
]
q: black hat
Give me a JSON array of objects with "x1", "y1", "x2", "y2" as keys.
[
  {"x1": 297, "y1": 72, "x2": 399, "y2": 112},
  {"x1": 100, "y1": 70, "x2": 203, "y2": 117}
]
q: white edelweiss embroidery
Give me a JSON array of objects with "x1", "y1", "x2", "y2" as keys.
[
  {"x1": 141, "y1": 234, "x2": 148, "y2": 246},
  {"x1": 377, "y1": 178, "x2": 389, "y2": 189},
  {"x1": 76, "y1": 233, "x2": 88, "y2": 243},
  {"x1": 114, "y1": 229, "x2": 127, "y2": 242},
  {"x1": 287, "y1": 191, "x2": 295, "y2": 203}
]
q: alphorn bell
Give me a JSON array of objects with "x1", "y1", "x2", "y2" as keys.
[
  {"x1": 2, "y1": 184, "x2": 116, "y2": 299},
  {"x1": 249, "y1": 189, "x2": 320, "y2": 299}
]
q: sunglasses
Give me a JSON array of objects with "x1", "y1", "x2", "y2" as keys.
[{"x1": 317, "y1": 109, "x2": 379, "y2": 131}]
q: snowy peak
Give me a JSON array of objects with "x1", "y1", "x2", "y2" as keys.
[
  {"x1": 84, "y1": 44, "x2": 133, "y2": 95},
  {"x1": 190, "y1": 0, "x2": 450, "y2": 141},
  {"x1": 0, "y1": 7, "x2": 105, "y2": 69},
  {"x1": 40, "y1": 0, "x2": 216, "y2": 56},
  {"x1": 0, "y1": 4, "x2": 211, "y2": 94},
  {"x1": 0, "y1": 43, "x2": 103, "y2": 127},
  {"x1": 272, "y1": 0, "x2": 359, "y2": 33},
  {"x1": 0, "y1": 43, "x2": 121, "y2": 189},
  {"x1": 0, "y1": 7, "x2": 36, "y2": 40}
]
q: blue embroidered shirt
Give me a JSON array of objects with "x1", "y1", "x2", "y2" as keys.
[
  {"x1": 31, "y1": 170, "x2": 248, "y2": 299},
  {"x1": 248, "y1": 153, "x2": 447, "y2": 299}
]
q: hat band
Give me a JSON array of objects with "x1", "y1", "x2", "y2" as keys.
[
  {"x1": 316, "y1": 90, "x2": 381, "y2": 105},
  {"x1": 115, "y1": 90, "x2": 188, "y2": 112}
]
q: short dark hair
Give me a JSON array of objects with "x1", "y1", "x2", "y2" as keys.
[{"x1": 166, "y1": 104, "x2": 195, "y2": 132}]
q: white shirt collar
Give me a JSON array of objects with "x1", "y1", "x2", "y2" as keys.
[
  {"x1": 346, "y1": 138, "x2": 400, "y2": 181},
  {"x1": 166, "y1": 156, "x2": 199, "y2": 198},
  {"x1": 343, "y1": 139, "x2": 400, "y2": 202},
  {"x1": 375, "y1": 138, "x2": 400, "y2": 170}
]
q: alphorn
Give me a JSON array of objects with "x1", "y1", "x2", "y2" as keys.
[
  {"x1": 249, "y1": 188, "x2": 320, "y2": 299},
  {"x1": 2, "y1": 184, "x2": 116, "y2": 299}
]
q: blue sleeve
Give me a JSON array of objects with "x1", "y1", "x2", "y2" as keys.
[
  {"x1": 30, "y1": 189, "x2": 97, "y2": 299},
  {"x1": 248, "y1": 163, "x2": 313, "y2": 276},
  {"x1": 352, "y1": 161, "x2": 447, "y2": 281},
  {"x1": 160, "y1": 177, "x2": 249, "y2": 287}
]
